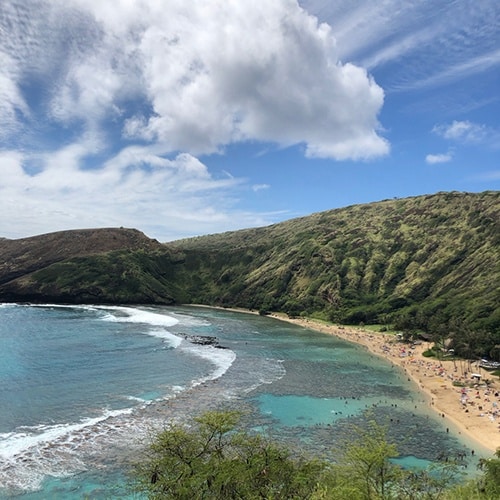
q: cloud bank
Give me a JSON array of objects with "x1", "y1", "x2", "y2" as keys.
[
  {"x1": 0, "y1": 0, "x2": 389, "y2": 240},
  {"x1": 2, "y1": 0, "x2": 388, "y2": 159}
]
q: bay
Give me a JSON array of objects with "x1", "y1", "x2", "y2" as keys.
[{"x1": 0, "y1": 304, "x2": 487, "y2": 498}]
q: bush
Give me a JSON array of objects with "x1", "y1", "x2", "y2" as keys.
[
  {"x1": 132, "y1": 410, "x2": 328, "y2": 499},
  {"x1": 131, "y1": 410, "x2": 477, "y2": 499}
]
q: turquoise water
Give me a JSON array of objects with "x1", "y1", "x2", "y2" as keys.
[
  {"x1": 0, "y1": 304, "x2": 487, "y2": 498},
  {"x1": 257, "y1": 394, "x2": 388, "y2": 426}
]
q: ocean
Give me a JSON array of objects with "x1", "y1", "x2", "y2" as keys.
[{"x1": 0, "y1": 304, "x2": 487, "y2": 498}]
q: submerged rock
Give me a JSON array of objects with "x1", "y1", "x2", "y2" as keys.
[{"x1": 179, "y1": 333, "x2": 228, "y2": 349}]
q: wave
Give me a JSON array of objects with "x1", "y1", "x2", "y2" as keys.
[
  {"x1": 3, "y1": 303, "x2": 184, "y2": 348},
  {"x1": 143, "y1": 328, "x2": 183, "y2": 348},
  {"x1": 0, "y1": 407, "x2": 141, "y2": 494},
  {"x1": 19, "y1": 303, "x2": 101, "y2": 312},
  {"x1": 96, "y1": 305, "x2": 183, "y2": 348},
  {"x1": 0, "y1": 408, "x2": 134, "y2": 461},
  {"x1": 96, "y1": 305, "x2": 179, "y2": 327},
  {"x1": 98, "y1": 306, "x2": 236, "y2": 377},
  {"x1": 220, "y1": 357, "x2": 286, "y2": 397},
  {"x1": 184, "y1": 344, "x2": 237, "y2": 386}
]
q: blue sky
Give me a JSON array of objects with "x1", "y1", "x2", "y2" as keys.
[{"x1": 1, "y1": 0, "x2": 498, "y2": 241}]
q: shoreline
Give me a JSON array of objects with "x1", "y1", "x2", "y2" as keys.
[
  {"x1": 187, "y1": 305, "x2": 500, "y2": 454},
  {"x1": 265, "y1": 313, "x2": 500, "y2": 455}
]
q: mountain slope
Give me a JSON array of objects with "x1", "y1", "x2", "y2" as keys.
[
  {"x1": 0, "y1": 227, "x2": 161, "y2": 284},
  {"x1": 0, "y1": 192, "x2": 498, "y2": 355},
  {"x1": 167, "y1": 191, "x2": 499, "y2": 333},
  {"x1": 0, "y1": 227, "x2": 175, "y2": 304}
]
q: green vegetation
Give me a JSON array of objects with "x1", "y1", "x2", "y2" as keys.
[
  {"x1": 167, "y1": 191, "x2": 500, "y2": 360},
  {"x1": 133, "y1": 410, "x2": 326, "y2": 499},
  {"x1": 132, "y1": 410, "x2": 500, "y2": 499},
  {"x1": 1, "y1": 248, "x2": 185, "y2": 305},
  {"x1": 1, "y1": 191, "x2": 498, "y2": 358}
]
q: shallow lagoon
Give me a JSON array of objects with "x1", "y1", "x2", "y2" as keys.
[{"x1": 0, "y1": 305, "x2": 487, "y2": 498}]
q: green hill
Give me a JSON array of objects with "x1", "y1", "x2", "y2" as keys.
[{"x1": 0, "y1": 191, "x2": 498, "y2": 359}]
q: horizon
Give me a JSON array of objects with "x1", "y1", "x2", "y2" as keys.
[{"x1": 1, "y1": 1, "x2": 499, "y2": 241}]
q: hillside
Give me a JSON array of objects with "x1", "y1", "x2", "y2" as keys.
[
  {"x1": 0, "y1": 191, "x2": 498, "y2": 358},
  {"x1": 0, "y1": 227, "x2": 173, "y2": 304},
  {"x1": 169, "y1": 191, "x2": 499, "y2": 332}
]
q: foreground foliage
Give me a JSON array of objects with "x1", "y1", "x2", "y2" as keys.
[
  {"x1": 132, "y1": 410, "x2": 500, "y2": 499},
  {"x1": 133, "y1": 410, "x2": 326, "y2": 499}
]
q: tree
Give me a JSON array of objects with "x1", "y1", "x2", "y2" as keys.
[
  {"x1": 132, "y1": 410, "x2": 466, "y2": 499},
  {"x1": 477, "y1": 448, "x2": 500, "y2": 497},
  {"x1": 337, "y1": 419, "x2": 404, "y2": 499},
  {"x1": 132, "y1": 410, "x2": 328, "y2": 499}
]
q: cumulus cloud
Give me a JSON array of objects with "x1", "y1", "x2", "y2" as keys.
[
  {"x1": 120, "y1": 1, "x2": 388, "y2": 159},
  {"x1": 425, "y1": 152, "x2": 453, "y2": 164},
  {"x1": 434, "y1": 121, "x2": 484, "y2": 141},
  {"x1": 0, "y1": 0, "x2": 387, "y2": 160}
]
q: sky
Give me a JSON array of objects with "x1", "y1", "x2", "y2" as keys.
[{"x1": 1, "y1": 0, "x2": 499, "y2": 242}]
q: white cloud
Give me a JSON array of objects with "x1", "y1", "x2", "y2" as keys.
[
  {"x1": 433, "y1": 120, "x2": 500, "y2": 148},
  {"x1": 0, "y1": 0, "x2": 392, "y2": 241},
  {"x1": 0, "y1": 0, "x2": 388, "y2": 160},
  {"x1": 300, "y1": 0, "x2": 432, "y2": 65},
  {"x1": 0, "y1": 143, "x2": 280, "y2": 241},
  {"x1": 125, "y1": 1, "x2": 388, "y2": 159},
  {"x1": 405, "y1": 49, "x2": 500, "y2": 92},
  {"x1": 252, "y1": 184, "x2": 270, "y2": 192},
  {"x1": 425, "y1": 152, "x2": 453, "y2": 164},
  {"x1": 302, "y1": 0, "x2": 500, "y2": 94},
  {"x1": 0, "y1": 52, "x2": 30, "y2": 139}
]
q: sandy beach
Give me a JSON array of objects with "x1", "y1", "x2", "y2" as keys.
[{"x1": 268, "y1": 313, "x2": 500, "y2": 454}]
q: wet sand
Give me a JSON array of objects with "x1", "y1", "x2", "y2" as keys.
[{"x1": 268, "y1": 313, "x2": 500, "y2": 454}]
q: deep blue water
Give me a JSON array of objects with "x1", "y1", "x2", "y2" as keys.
[{"x1": 0, "y1": 304, "x2": 488, "y2": 498}]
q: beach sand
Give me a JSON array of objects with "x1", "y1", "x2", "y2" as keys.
[{"x1": 268, "y1": 313, "x2": 500, "y2": 454}]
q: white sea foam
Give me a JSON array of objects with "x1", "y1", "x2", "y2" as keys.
[
  {"x1": 96, "y1": 305, "x2": 179, "y2": 327},
  {"x1": 125, "y1": 395, "x2": 150, "y2": 403},
  {"x1": 0, "y1": 406, "x2": 145, "y2": 494},
  {"x1": 146, "y1": 328, "x2": 183, "y2": 347},
  {"x1": 224, "y1": 357, "x2": 286, "y2": 397},
  {"x1": 167, "y1": 312, "x2": 211, "y2": 327},
  {"x1": 30, "y1": 303, "x2": 99, "y2": 312},
  {"x1": 183, "y1": 344, "x2": 237, "y2": 386},
  {"x1": 99, "y1": 306, "x2": 234, "y2": 374},
  {"x1": 0, "y1": 408, "x2": 133, "y2": 461},
  {"x1": 95, "y1": 305, "x2": 183, "y2": 347}
]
